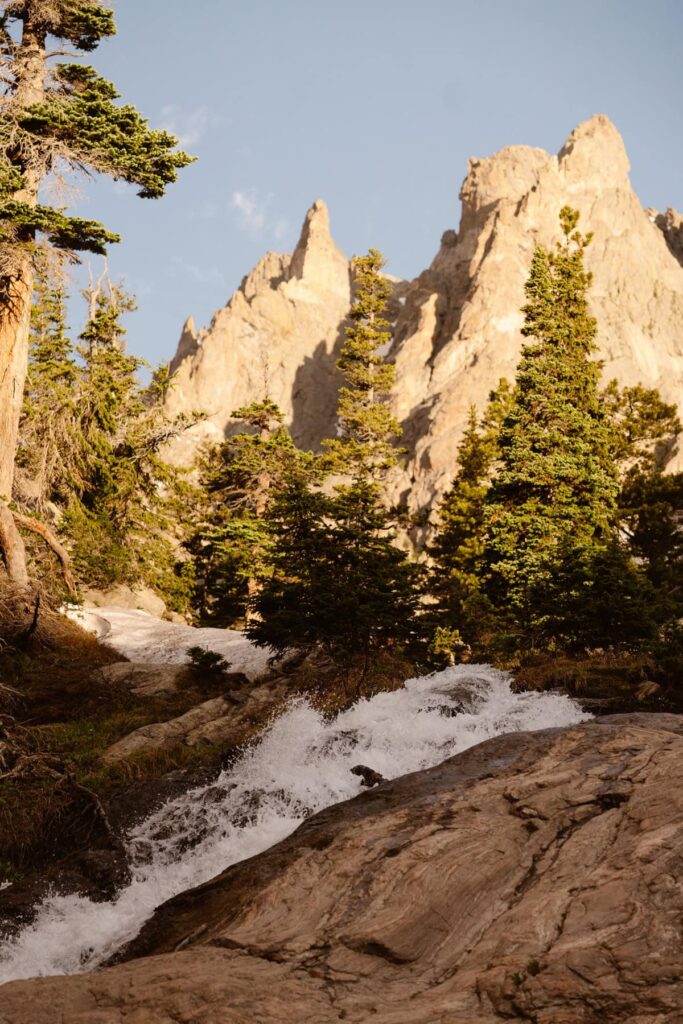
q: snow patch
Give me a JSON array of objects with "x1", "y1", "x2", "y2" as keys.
[{"x1": 66, "y1": 606, "x2": 273, "y2": 681}]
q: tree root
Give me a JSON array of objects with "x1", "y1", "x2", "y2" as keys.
[{"x1": 12, "y1": 510, "x2": 77, "y2": 597}]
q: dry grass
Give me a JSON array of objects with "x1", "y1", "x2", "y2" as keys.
[{"x1": 513, "y1": 649, "x2": 660, "y2": 708}]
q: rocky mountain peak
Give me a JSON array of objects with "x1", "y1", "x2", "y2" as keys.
[
  {"x1": 558, "y1": 112, "x2": 630, "y2": 184},
  {"x1": 289, "y1": 198, "x2": 349, "y2": 292},
  {"x1": 163, "y1": 116, "x2": 683, "y2": 515},
  {"x1": 168, "y1": 316, "x2": 199, "y2": 376}
]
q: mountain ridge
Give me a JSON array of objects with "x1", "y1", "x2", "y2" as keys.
[{"x1": 164, "y1": 115, "x2": 683, "y2": 512}]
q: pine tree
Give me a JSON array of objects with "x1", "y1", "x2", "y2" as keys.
[
  {"x1": 59, "y1": 279, "x2": 193, "y2": 609},
  {"x1": 483, "y1": 208, "x2": 621, "y2": 645},
  {"x1": 248, "y1": 480, "x2": 421, "y2": 677},
  {"x1": 625, "y1": 475, "x2": 683, "y2": 626},
  {"x1": 189, "y1": 400, "x2": 315, "y2": 626},
  {"x1": 249, "y1": 250, "x2": 423, "y2": 678},
  {"x1": 0, "y1": 1, "x2": 193, "y2": 586},
  {"x1": 322, "y1": 248, "x2": 401, "y2": 479},
  {"x1": 17, "y1": 262, "x2": 78, "y2": 508},
  {"x1": 603, "y1": 381, "x2": 681, "y2": 475},
  {"x1": 429, "y1": 380, "x2": 512, "y2": 656}
]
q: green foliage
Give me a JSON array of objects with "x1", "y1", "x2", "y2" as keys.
[
  {"x1": 0, "y1": 201, "x2": 119, "y2": 255},
  {"x1": 603, "y1": 381, "x2": 681, "y2": 475},
  {"x1": 619, "y1": 469, "x2": 683, "y2": 617},
  {"x1": 322, "y1": 249, "x2": 401, "y2": 478},
  {"x1": 17, "y1": 271, "x2": 195, "y2": 610},
  {"x1": 18, "y1": 63, "x2": 194, "y2": 199},
  {"x1": 250, "y1": 250, "x2": 423, "y2": 673},
  {"x1": 0, "y1": 0, "x2": 193, "y2": 286},
  {"x1": 17, "y1": 263, "x2": 78, "y2": 505},
  {"x1": 431, "y1": 208, "x2": 683, "y2": 656},
  {"x1": 247, "y1": 479, "x2": 423, "y2": 670},
  {"x1": 1, "y1": 2, "x2": 117, "y2": 52},
  {"x1": 482, "y1": 208, "x2": 621, "y2": 643},
  {"x1": 186, "y1": 646, "x2": 230, "y2": 676},
  {"x1": 429, "y1": 381, "x2": 512, "y2": 653},
  {"x1": 188, "y1": 401, "x2": 316, "y2": 626},
  {"x1": 528, "y1": 539, "x2": 658, "y2": 651}
]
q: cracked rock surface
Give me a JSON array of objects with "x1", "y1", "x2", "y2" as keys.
[{"x1": 2, "y1": 714, "x2": 683, "y2": 1023}]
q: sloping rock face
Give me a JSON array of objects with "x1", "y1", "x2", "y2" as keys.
[
  {"x1": 163, "y1": 199, "x2": 351, "y2": 463},
  {"x1": 165, "y1": 116, "x2": 683, "y2": 515},
  {"x1": 4, "y1": 714, "x2": 683, "y2": 1023}
]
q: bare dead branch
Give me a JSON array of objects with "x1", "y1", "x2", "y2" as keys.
[{"x1": 12, "y1": 509, "x2": 77, "y2": 596}]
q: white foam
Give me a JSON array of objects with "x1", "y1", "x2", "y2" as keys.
[{"x1": 0, "y1": 664, "x2": 589, "y2": 984}]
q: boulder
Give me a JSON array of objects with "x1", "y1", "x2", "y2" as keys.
[{"x1": 4, "y1": 714, "x2": 683, "y2": 1022}]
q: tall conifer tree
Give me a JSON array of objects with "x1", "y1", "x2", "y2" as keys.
[
  {"x1": 17, "y1": 263, "x2": 78, "y2": 508},
  {"x1": 249, "y1": 250, "x2": 422, "y2": 678},
  {"x1": 0, "y1": 0, "x2": 192, "y2": 585},
  {"x1": 429, "y1": 380, "x2": 511, "y2": 654},
  {"x1": 189, "y1": 400, "x2": 315, "y2": 626},
  {"x1": 483, "y1": 208, "x2": 620, "y2": 641}
]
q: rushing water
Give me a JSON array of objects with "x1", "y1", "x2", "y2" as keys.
[{"x1": 0, "y1": 664, "x2": 589, "y2": 985}]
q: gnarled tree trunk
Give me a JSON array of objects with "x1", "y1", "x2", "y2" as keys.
[{"x1": 0, "y1": 10, "x2": 46, "y2": 585}]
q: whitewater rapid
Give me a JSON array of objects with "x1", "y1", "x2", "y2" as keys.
[{"x1": 0, "y1": 663, "x2": 589, "y2": 985}]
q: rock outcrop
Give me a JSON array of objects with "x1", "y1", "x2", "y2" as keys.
[
  {"x1": 165, "y1": 116, "x2": 683, "y2": 516},
  {"x1": 655, "y1": 207, "x2": 683, "y2": 267},
  {"x1": 163, "y1": 199, "x2": 350, "y2": 464},
  {"x1": 392, "y1": 115, "x2": 683, "y2": 510},
  {"x1": 4, "y1": 713, "x2": 683, "y2": 1022}
]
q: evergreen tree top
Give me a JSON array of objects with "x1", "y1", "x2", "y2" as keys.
[
  {"x1": 323, "y1": 248, "x2": 401, "y2": 480},
  {"x1": 0, "y1": 0, "x2": 194, "y2": 268},
  {"x1": 2, "y1": 2, "x2": 116, "y2": 52}
]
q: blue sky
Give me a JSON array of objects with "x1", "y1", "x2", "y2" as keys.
[{"x1": 65, "y1": 0, "x2": 683, "y2": 365}]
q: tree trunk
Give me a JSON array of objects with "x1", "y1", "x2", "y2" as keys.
[
  {"x1": 0, "y1": 504, "x2": 29, "y2": 590},
  {"x1": 12, "y1": 511, "x2": 77, "y2": 597},
  {"x1": 0, "y1": 259, "x2": 34, "y2": 504},
  {"x1": 0, "y1": 11, "x2": 46, "y2": 584}
]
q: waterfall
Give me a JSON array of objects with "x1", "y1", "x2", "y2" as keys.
[{"x1": 0, "y1": 664, "x2": 589, "y2": 985}]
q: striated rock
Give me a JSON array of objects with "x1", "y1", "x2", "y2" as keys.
[
  {"x1": 99, "y1": 661, "x2": 190, "y2": 697},
  {"x1": 164, "y1": 116, "x2": 683, "y2": 520},
  {"x1": 163, "y1": 199, "x2": 351, "y2": 465},
  {"x1": 4, "y1": 714, "x2": 683, "y2": 1022}
]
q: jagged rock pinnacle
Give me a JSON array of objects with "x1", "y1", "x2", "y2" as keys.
[{"x1": 164, "y1": 117, "x2": 683, "y2": 508}]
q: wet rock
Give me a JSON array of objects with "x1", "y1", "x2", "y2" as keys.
[
  {"x1": 5, "y1": 714, "x2": 683, "y2": 1022},
  {"x1": 350, "y1": 764, "x2": 386, "y2": 787}
]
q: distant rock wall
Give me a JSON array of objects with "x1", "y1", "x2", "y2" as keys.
[
  {"x1": 391, "y1": 115, "x2": 683, "y2": 510},
  {"x1": 165, "y1": 116, "x2": 683, "y2": 513}
]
